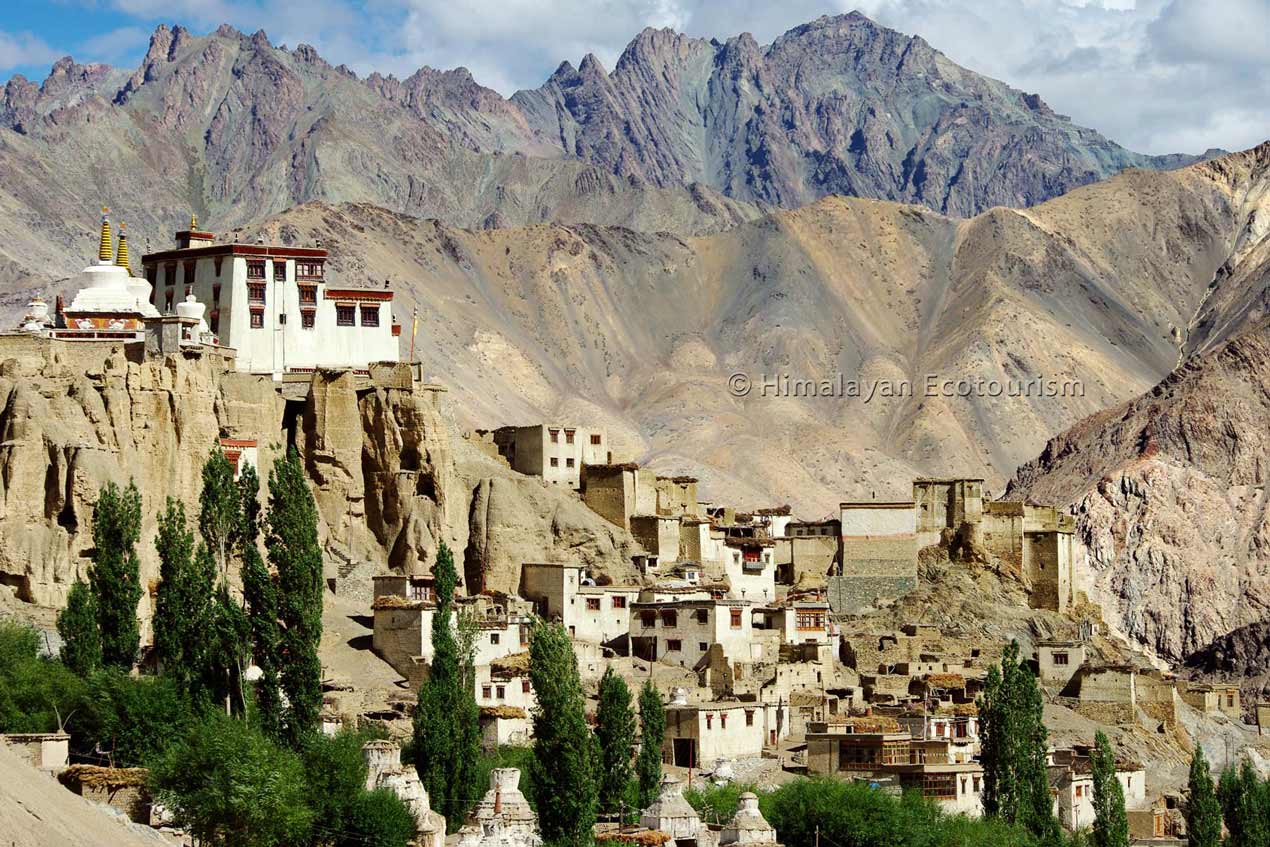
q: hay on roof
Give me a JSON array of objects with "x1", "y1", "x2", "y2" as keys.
[
  {"x1": 372, "y1": 595, "x2": 431, "y2": 610},
  {"x1": 490, "y1": 652, "x2": 531, "y2": 676},
  {"x1": 480, "y1": 705, "x2": 528, "y2": 720},
  {"x1": 60, "y1": 765, "x2": 149, "y2": 790},
  {"x1": 596, "y1": 829, "x2": 672, "y2": 846},
  {"x1": 926, "y1": 673, "x2": 967, "y2": 689}
]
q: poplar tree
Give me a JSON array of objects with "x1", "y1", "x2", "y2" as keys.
[
  {"x1": 979, "y1": 640, "x2": 1059, "y2": 842},
  {"x1": 636, "y1": 679, "x2": 665, "y2": 810},
  {"x1": 239, "y1": 463, "x2": 282, "y2": 738},
  {"x1": 90, "y1": 480, "x2": 143, "y2": 669},
  {"x1": 1186, "y1": 746, "x2": 1221, "y2": 847},
  {"x1": 153, "y1": 498, "x2": 209, "y2": 694},
  {"x1": 200, "y1": 449, "x2": 241, "y2": 579},
  {"x1": 1091, "y1": 730, "x2": 1129, "y2": 847},
  {"x1": 1218, "y1": 760, "x2": 1268, "y2": 847},
  {"x1": 412, "y1": 542, "x2": 480, "y2": 828},
  {"x1": 267, "y1": 447, "x2": 324, "y2": 747},
  {"x1": 57, "y1": 580, "x2": 101, "y2": 676},
  {"x1": 596, "y1": 666, "x2": 636, "y2": 819},
  {"x1": 529, "y1": 621, "x2": 598, "y2": 847}
]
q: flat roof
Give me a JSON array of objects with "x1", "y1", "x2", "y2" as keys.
[
  {"x1": 142, "y1": 243, "x2": 328, "y2": 262},
  {"x1": 839, "y1": 501, "x2": 916, "y2": 509}
]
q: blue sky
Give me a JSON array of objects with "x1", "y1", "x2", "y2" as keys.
[{"x1": 2, "y1": 0, "x2": 1268, "y2": 156}]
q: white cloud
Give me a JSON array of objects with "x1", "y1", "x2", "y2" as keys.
[
  {"x1": 80, "y1": 26, "x2": 152, "y2": 63},
  {"x1": 0, "y1": 30, "x2": 63, "y2": 73}
]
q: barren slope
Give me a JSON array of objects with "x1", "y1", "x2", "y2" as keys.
[{"x1": 204, "y1": 144, "x2": 1270, "y2": 520}]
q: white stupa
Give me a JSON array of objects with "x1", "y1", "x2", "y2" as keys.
[{"x1": 60, "y1": 209, "x2": 159, "y2": 336}]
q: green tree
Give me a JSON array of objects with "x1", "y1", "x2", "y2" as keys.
[
  {"x1": 636, "y1": 679, "x2": 665, "y2": 810},
  {"x1": 267, "y1": 447, "x2": 324, "y2": 747},
  {"x1": 529, "y1": 621, "x2": 597, "y2": 847},
  {"x1": 342, "y1": 788, "x2": 416, "y2": 847},
  {"x1": 153, "y1": 497, "x2": 211, "y2": 694},
  {"x1": 77, "y1": 670, "x2": 195, "y2": 767},
  {"x1": 200, "y1": 448, "x2": 243, "y2": 579},
  {"x1": 1218, "y1": 760, "x2": 1268, "y2": 847},
  {"x1": 1186, "y1": 745, "x2": 1222, "y2": 847},
  {"x1": 89, "y1": 480, "x2": 143, "y2": 669},
  {"x1": 239, "y1": 463, "x2": 282, "y2": 738},
  {"x1": 0, "y1": 621, "x2": 88, "y2": 735},
  {"x1": 979, "y1": 640, "x2": 1059, "y2": 843},
  {"x1": 150, "y1": 711, "x2": 314, "y2": 847},
  {"x1": 596, "y1": 666, "x2": 636, "y2": 819},
  {"x1": 57, "y1": 580, "x2": 101, "y2": 677},
  {"x1": 412, "y1": 541, "x2": 481, "y2": 829},
  {"x1": 1091, "y1": 730, "x2": 1129, "y2": 847}
]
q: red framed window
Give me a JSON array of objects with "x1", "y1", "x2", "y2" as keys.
[
  {"x1": 586, "y1": 598, "x2": 600, "y2": 611},
  {"x1": 301, "y1": 310, "x2": 315, "y2": 329},
  {"x1": 296, "y1": 261, "x2": 323, "y2": 280},
  {"x1": 273, "y1": 262, "x2": 286, "y2": 281},
  {"x1": 730, "y1": 609, "x2": 742, "y2": 629},
  {"x1": 246, "y1": 261, "x2": 265, "y2": 280},
  {"x1": 590, "y1": 433, "x2": 602, "y2": 445},
  {"x1": 250, "y1": 310, "x2": 264, "y2": 329},
  {"x1": 247, "y1": 283, "x2": 266, "y2": 304},
  {"x1": 183, "y1": 262, "x2": 196, "y2": 285},
  {"x1": 360, "y1": 305, "x2": 380, "y2": 327},
  {"x1": 612, "y1": 596, "x2": 626, "y2": 609},
  {"x1": 667, "y1": 639, "x2": 681, "y2": 652},
  {"x1": 299, "y1": 285, "x2": 317, "y2": 304},
  {"x1": 336, "y1": 305, "x2": 356, "y2": 326}
]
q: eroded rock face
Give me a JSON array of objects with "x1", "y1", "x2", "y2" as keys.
[
  {"x1": 0, "y1": 349, "x2": 281, "y2": 606},
  {"x1": 0, "y1": 350, "x2": 638, "y2": 612},
  {"x1": 1010, "y1": 319, "x2": 1270, "y2": 662}
]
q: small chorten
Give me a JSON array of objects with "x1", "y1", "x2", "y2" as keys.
[
  {"x1": 719, "y1": 793, "x2": 780, "y2": 847},
  {"x1": 640, "y1": 773, "x2": 704, "y2": 843},
  {"x1": 114, "y1": 222, "x2": 131, "y2": 273}
]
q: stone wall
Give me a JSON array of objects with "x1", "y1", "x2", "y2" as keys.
[{"x1": 827, "y1": 575, "x2": 918, "y2": 614}]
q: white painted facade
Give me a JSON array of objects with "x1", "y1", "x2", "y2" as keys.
[
  {"x1": 664, "y1": 701, "x2": 767, "y2": 766},
  {"x1": 839, "y1": 501, "x2": 918, "y2": 537},
  {"x1": 723, "y1": 543, "x2": 776, "y2": 602},
  {"x1": 142, "y1": 232, "x2": 399, "y2": 377},
  {"x1": 630, "y1": 599, "x2": 757, "y2": 668}
]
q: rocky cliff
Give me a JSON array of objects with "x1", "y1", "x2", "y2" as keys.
[
  {"x1": 0, "y1": 344, "x2": 636, "y2": 612},
  {"x1": 0, "y1": 13, "x2": 1215, "y2": 313},
  {"x1": 1009, "y1": 317, "x2": 1270, "y2": 663}
]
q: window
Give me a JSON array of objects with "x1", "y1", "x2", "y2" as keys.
[
  {"x1": 720, "y1": 713, "x2": 727, "y2": 729},
  {"x1": 296, "y1": 261, "x2": 323, "y2": 280},
  {"x1": 164, "y1": 292, "x2": 174, "y2": 311},
  {"x1": 549, "y1": 428, "x2": 559, "y2": 443},
  {"x1": 299, "y1": 284, "x2": 317, "y2": 304},
  {"x1": 695, "y1": 609, "x2": 708, "y2": 624},
  {"x1": 730, "y1": 609, "x2": 742, "y2": 629},
  {"x1": 164, "y1": 264, "x2": 176, "y2": 287},
  {"x1": 184, "y1": 262, "x2": 196, "y2": 285},
  {"x1": 482, "y1": 686, "x2": 492, "y2": 699},
  {"x1": 520, "y1": 625, "x2": 529, "y2": 646},
  {"x1": 212, "y1": 284, "x2": 221, "y2": 304},
  {"x1": 210, "y1": 310, "x2": 220, "y2": 334},
  {"x1": 146, "y1": 266, "x2": 157, "y2": 284},
  {"x1": 586, "y1": 598, "x2": 600, "y2": 611},
  {"x1": 273, "y1": 262, "x2": 286, "y2": 281},
  {"x1": 565, "y1": 429, "x2": 575, "y2": 444},
  {"x1": 248, "y1": 283, "x2": 266, "y2": 304},
  {"x1": 1052, "y1": 652, "x2": 1069, "y2": 666},
  {"x1": 250, "y1": 310, "x2": 264, "y2": 329},
  {"x1": 705, "y1": 714, "x2": 713, "y2": 730},
  {"x1": 745, "y1": 710, "x2": 754, "y2": 726},
  {"x1": 496, "y1": 686, "x2": 505, "y2": 699},
  {"x1": 699, "y1": 642, "x2": 708, "y2": 651},
  {"x1": 1228, "y1": 694, "x2": 1236, "y2": 707},
  {"x1": 490, "y1": 633, "x2": 500, "y2": 645},
  {"x1": 336, "y1": 305, "x2": 356, "y2": 326},
  {"x1": 640, "y1": 612, "x2": 655, "y2": 629},
  {"x1": 214, "y1": 256, "x2": 223, "y2": 276},
  {"x1": 590, "y1": 433, "x2": 602, "y2": 445},
  {"x1": 566, "y1": 458, "x2": 575, "y2": 468},
  {"x1": 301, "y1": 310, "x2": 315, "y2": 329},
  {"x1": 1075, "y1": 785, "x2": 1083, "y2": 798},
  {"x1": 360, "y1": 305, "x2": 380, "y2": 327},
  {"x1": 549, "y1": 457, "x2": 559, "y2": 468},
  {"x1": 660, "y1": 610, "x2": 677, "y2": 627},
  {"x1": 612, "y1": 596, "x2": 627, "y2": 609},
  {"x1": 667, "y1": 639, "x2": 682, "y2": 651},
  {"x1": 522, "y1": 680, "x2": 531, "y2": 694},
  {"x1": 246, "y1": 261, "x2": 265, "y2": 280}
]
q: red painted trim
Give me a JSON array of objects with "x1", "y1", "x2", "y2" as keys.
[
  {"x1": 141, "y1": 244, "x2": 328, "y2": 262},
  {"x1": 324, "y1": 288, "x2": 394, "y2": 301},
  {"x1": 219, "y1": 438, "x2": 257, "y2": 448}
]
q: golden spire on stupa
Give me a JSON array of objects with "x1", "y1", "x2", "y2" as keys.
[
  {"x1": 97, "y1": 207, "x2": 113, "y2": 263},
  {"x1": 190, "y1": 212, "x2": 198, "y2": 230},
  {"x1": 115, "y1": 222, "x2": 131, "y2": 271}
]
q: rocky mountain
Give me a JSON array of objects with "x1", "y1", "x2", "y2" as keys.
[
  {"x1": 1009, "y1": 314, "x2": 1270, "y2": 663},
  {"x1": 198, "y1": 144, "x2": 1269, "y2": 523},
  {"x1": 513, "y1": 14, "x2": 1201, "y2": 215},
  {"x1": 0, "y1": 14, "x2": 1215, "y2": 313}
]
